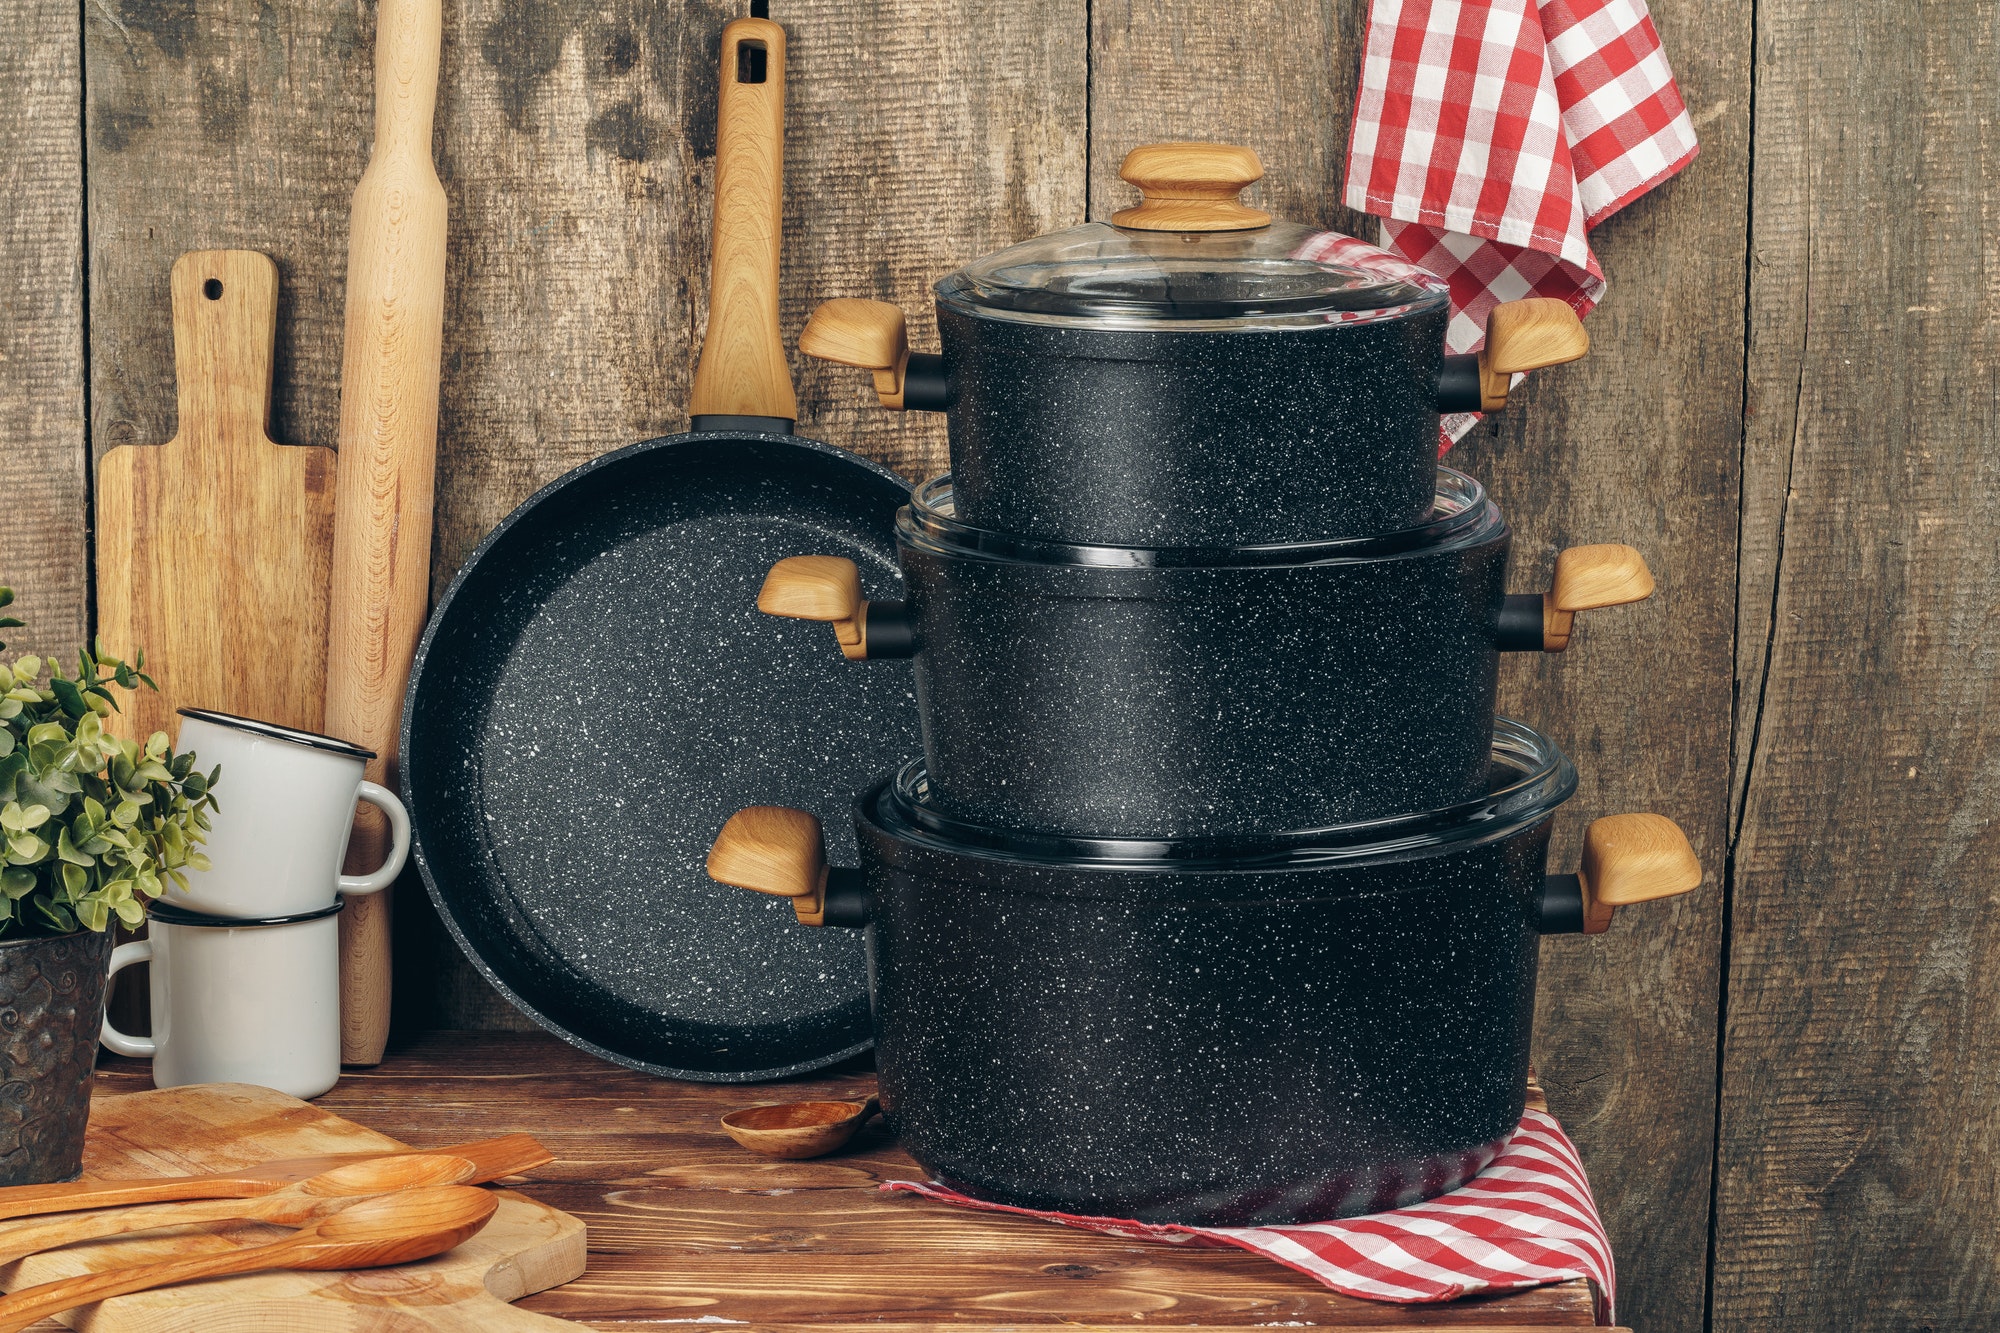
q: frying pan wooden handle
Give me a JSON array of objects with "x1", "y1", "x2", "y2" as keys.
[
  {"x1": 1477, "y1": 298, "x2": 1589, "y2": 410},
  {"x1": 800, "y1": 300, "x2": 911, "y2": 409},
  {"x1": 1541, "y1": 543, "x2": 1654, "y2": 652},
  {"x1": 688, "y1": 17, "x2": 797, "y2": 425},
  {"x1": 1577, "y1": 813, "x2": 1703, "y2": 935},
  {"x1": 1112, "y1": 143, "x2": 1272, "y2": 232},
  {"x1": 326, "y1": 0, "x2": 448, "y2": 1067},
  {"x1": 758, "y1": 556, "x2": 870, "y2": 660},
  {"x1": 708, "y1": 806, "x2": 831, "y2": 927}
]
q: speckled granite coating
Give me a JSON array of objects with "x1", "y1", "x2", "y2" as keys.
[
  {"x1": 403, "y1": 433, "x2": 917, "y2": 1081},
  {"x1": 933, "y1": 297, "x2": 1449, "y2": 547},
  {"x1": 892, "y1": 472, "x2": 1512, "y2": 838},
  {"x1": 843, "y1": 744, "x2": 1573, "y2": 1226}
]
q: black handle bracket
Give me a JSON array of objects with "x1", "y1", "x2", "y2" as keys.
[
  {"x1": 903, "y1": 353, "x2": 952, "y2": 412},
  {"x1": 1536, "y1": 873, "x2": 1585, "y2": 934},
  {"x1": 862, "y1": 602, "x2": 920, "y2": 658},
  {"x1": 823, "y1": 868, "x2": 871, "y2": 928}
]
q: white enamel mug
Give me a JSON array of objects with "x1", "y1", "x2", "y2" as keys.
[
  {"x1": 172, "y1": 708, "x2": 409, "y2": 918},
  {"x1": 100, "y1": 897, "x2": 343, "y2": 1100}
]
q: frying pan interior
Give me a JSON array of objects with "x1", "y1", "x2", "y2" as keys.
[{"x1": 405, "y1": 431, "x2": 916, "y2": 1079}]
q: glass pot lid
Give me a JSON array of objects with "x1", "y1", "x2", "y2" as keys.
[
  {"x1": 937, "y1": 143, "x2": 1450, "y2": 331},
  {"x1": 869, "y1": 717, "x2": 1578, "y2": 872}
]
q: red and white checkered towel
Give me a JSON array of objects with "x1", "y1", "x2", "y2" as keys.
[
  {"x1": 1344, "y1": 0, "x2": 1699, "y2": 445},
  {"x1": 886, "y1": 1107, "x2": 1616, "y2": 1323}
]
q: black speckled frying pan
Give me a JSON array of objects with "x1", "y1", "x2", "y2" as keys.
[{"x1": 400, "y1": 12, "x2": 915, "y2": 1081}]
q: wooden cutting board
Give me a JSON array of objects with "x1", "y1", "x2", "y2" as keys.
[
  {"x1": 0, "y1": 1081, "x2": 585, "y2": 1330},
  {"x1": 94, "y1": 251, "x2": 337, "y2": 744}
]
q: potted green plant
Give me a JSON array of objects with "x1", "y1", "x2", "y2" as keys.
[{"x1": 0, "y1": 586, "x2": 217, "y2": 1183}]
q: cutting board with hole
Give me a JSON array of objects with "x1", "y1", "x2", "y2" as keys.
[
  {"x1": 94, "y1": 250, "x2": 337, "y2": 744},
  {"x1": 0, "y1": 1081, "x2": 585, "y2": 1329}
]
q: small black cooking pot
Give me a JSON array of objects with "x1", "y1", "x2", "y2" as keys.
[
  {"x1": 758, "y1": 469, "x2": 1654, "y2": 838},
  {"x1": 706, "y1": 721, "x2": 1703, "y2": 1225},
  {"x1": 798, "y1": 143, "x2": 1591, "y2": 547}
]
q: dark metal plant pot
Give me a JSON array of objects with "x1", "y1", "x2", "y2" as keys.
[
  {"x1": 707, "y1": 722, "x2": 1705, "y2": 1225},
  {"x1": 0, "y1": 929, "x2": 113, "y2": 1185},
  {"x1": 758, "y1": 469, "x2": 1655, "y2": 839}
]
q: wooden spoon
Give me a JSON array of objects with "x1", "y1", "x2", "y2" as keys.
[
  {"x1": 0, "y1": 1132, "x2": 547, "y2": 1221},
  {"x1": 0, "y1": 1184, "x2": 498, "y2": 1333},
  {"x1": 721, "y1": 1095, "x2": 880, "y2": 1159},
  {"x1": 0, "y1": 1152, "x2": 478, "y2": 1266}
]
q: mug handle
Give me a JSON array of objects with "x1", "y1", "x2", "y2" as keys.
[
  {"x1": 338, "y1": 782, "x2": 412, "y2": 896},
  {"x1": 100, "y1": 940, "x2": 156, "y2": 1058}
]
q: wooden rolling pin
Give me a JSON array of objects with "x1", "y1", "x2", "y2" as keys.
[{"x1": 324, "y1": 0, "x2": 447, "y2": 1066}]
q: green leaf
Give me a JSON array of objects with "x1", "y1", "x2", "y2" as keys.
[
  {"x1": 113, "y1": 897, "x2": 144, "y2": 927},
  {"x1": 58, "y1": 862, "x2": 85, "y2": 897},
  {"x1": 6, "y1": 833, "x2": 48, "y2": 864},
  {"x1": 0, "y1": 868, "x2": 35, "y2": 899},
  {"x1": 30, "y1": 898, "x2": 73, "y2": 933},
  {"x1": 55, "y1": 826, "x2": 92, "y2": 867}
]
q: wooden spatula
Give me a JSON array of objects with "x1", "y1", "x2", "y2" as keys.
[
  {"x1": 0, "y1": 1132, "x2": 547, "y2": 1220},
  {"x1": 94, "y1": 250, "x2": 337, "y2": 743}
]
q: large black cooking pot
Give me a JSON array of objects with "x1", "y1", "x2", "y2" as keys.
[
  {"x1": 757, "y1": 469, "x2": 1654, "y2": 838},
  {"x1": 796, "y1": 143, "x2": 1592, "y2": 547},
  {"x1": 705, "y1": 720, "x2": 1703, "y2": 1225}
]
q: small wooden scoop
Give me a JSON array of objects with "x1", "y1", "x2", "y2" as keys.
[
  {"x1": 721, "y1": 1096, "x2": 880, "y2": 1159},
  {"x1": 0, "y1": 1132, "x2": 547, "y2": 1221},
  {"x1": 0, "y1": 1184, "x2": 498, "y2": 1333},
  {"x1": 0, "y1": 1152, "x2": 478, "y2": 1266}
]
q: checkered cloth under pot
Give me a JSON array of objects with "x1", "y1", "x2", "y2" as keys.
[{"x1": 888, "y1": 1106, "x2": 1617, "y2": 1324}]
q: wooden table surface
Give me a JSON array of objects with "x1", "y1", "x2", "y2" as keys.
[{"x1": 88, "y1": 1032, "x2": 1601, "y2": 1330}]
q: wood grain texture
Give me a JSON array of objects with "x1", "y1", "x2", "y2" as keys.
[
  {"x1": 0, "y1": 1, "x2": 88, "y2": 661},
  {"x1": 686, "y1": 17, "x2": 796, "y2": 422},
  {"x1": 325, "y1": 0, "x2": 450, "y2": 1068},
  {"x1": 93, "y1": 1032, "x2": 1598, "y2": 1329},
  {"x1": 1715, "y1": 0, "x2": 2000, "y2": 1326},
  {"x1": 94, "y1": 250, "x2": 337, "y2": 743},
  {"x1": 5, "y1": 1080, "x2": 583, "y2": 1331}
]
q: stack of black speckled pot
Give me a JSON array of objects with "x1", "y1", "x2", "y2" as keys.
[{"x1": 709, "y1": 143, "x2": 1701, "y2": 1228}]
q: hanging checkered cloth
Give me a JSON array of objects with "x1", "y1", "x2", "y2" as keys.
[
  {"x1": 1344, "y1": 0, "x2": 1699, "y2": 445},
  {"x1": 885, "y1": 1107, "x2": 1617, "y2": 1323}
]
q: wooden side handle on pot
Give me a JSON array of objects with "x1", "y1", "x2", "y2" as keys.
[
  {"x1": 1497, "y1": 543, "x2": 1654, "y2": 653},
  {"x1": 1437, "y1": 298, "x2": 1590, "y2": 412},
  {"x1": 1538, "y1": 813, "x2": 1703, "y2": 935},
  {"x1": 1111, "y1": 143, "x2": 1272, "y2": 232},
  {"x1": 799, "y1": 299, "x2": 950, "y2": 412},
  {"x1": 688, "y1": 16, "x2": 797, "y2": 427},
  {"x1": 757, "y1": 555, "x2": 918, "y2": 660},
  {"x1": 707, "y1": 807, "x2": 866, "y2": 928}
]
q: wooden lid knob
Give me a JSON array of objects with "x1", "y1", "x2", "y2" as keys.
[
  {"x1": 1111, "y1": 143, "x2": 1271, "y2": 232},
  {"x1": 1576, "y1": 813, "x2": 1703, "y2": 934}
]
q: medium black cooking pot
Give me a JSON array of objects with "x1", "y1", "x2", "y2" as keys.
[
  {"x1": 705, "y1": 720, "x2": 1703, "y2": 1225},
  {"x1": 757, "y1": 469, "x2": 1654, "y2": 838},
  {"x1": 797, "y1": 143, "x2": 1592, "y2": 547}
]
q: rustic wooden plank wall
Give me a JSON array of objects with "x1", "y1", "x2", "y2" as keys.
[
  {"x1": 0, "y1": 5, "x2": 89, "y2": 662},
  {"x1": 1715, "y1": 0, "x2": 2000, "y2": 1327},
  {"x1": 0, "y1": 0, "x2": 1994, "y2": 1327}
]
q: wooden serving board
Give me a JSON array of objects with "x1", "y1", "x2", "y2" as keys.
[
  {"x1": 94, "y1": 250, "x2": 337, "y2": 744},
  {"x1": 0, "y1": 1081, "x2": 585, "y2": 1330}
]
